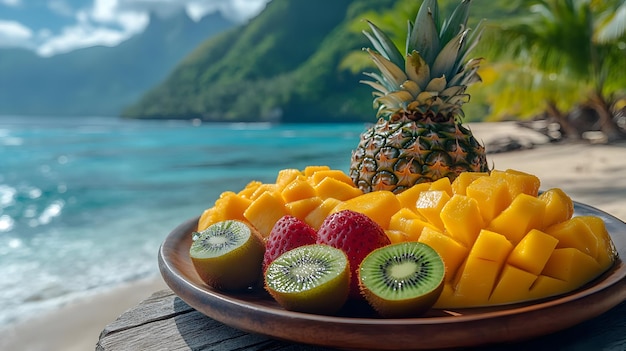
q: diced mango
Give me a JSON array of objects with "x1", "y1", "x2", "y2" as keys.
[
  {"x1": 490, "y1": 169, "x2": 541, "y2": 199},
  {"x1": 429, "y1": 177, "x2": 453, "y2": 197},
  {"x1": 275, "y1": 168, "x2": 302, "y2": 190},
  {"x1": 453, "y1": 256, "x2": 501, "y2": 306},
  {"x1": 396, "y1": 182, "x2": 431, "y2": 214},
  {"x1": 281, "y1": 177, "x2": 317, "y2": 203},
  {"x1": 213, "y1": 191, "x2": 252, "y2": 222},
  {"x1": 415, "y1": 190, "x2": 451, "y2": 231},
  {"x1": 470, "y1": 229, "x2": 514, "y2": 265},
  {"x1": 539, "y1": 188, "x2": 574, "y2": 228},
  {"x1": 332, "y1": 190, "x2": 401, "y2": 229},
  {"x1": 541, "y1": 248, "x2": 602, "y2": 290},
  {"x1": 198, "y1": 207, "x2": 219, "y2": 231},
  {"x1": 545, "y1": 217, "x2": 599, "y2": 259},
  {"x1": 237, "y1": 180, "x2": 262, "y2": 199},
  {"x1": 489, "y1": 265, "x2": 538, "y2": 305},
  {"x1": 418, "y1": 227, "x2": 468, "y2": 281},
  {"x1": 451, "y1": 172, "x2": 489, "y2": 195},
  {"x1": 305, "y1": 198, "x2": 342, "y2": 230},
  {"x1": 285, "y1": 197, "x2": 323, "y2": 220},
  {"x1": 440, "y1": 195, "x2": 484, "y2": 247},
  {"x1": 250, "y1": 183, "x2": 278, "y2": 200},
  {"x1": 303, "y1": 165, "x2": 330, "y2": 177},
  {"x1": 507, "y1": 229, "x2": 559, "y2": 275},
  {"x1": 465, "y1": 176, "x2": 511, "y2": 223},
  {"x1": 310, "y1": 169, "x2": 354, "y2": 186},
  {"x1": 576, "y1": 216, "x2": 617, "y2": 270},
  {"x1": 314, "y1": 177, "x2": 363, "y2": 201},
  {"x1": 528, "y1": 275, "x2": 571, "y2": 300},
  {"x1": 487, "y1": 193, "x2": 546, "y2": 245},
  {"x1": 385, "y1": 230, "x2": 411, "y2": 244},
  {"x1": 388, "y1": 208, "x2": 435, "y2": 241},
  {"x1": 243, "y1": 191, "x2": 287, "y2": 238}
]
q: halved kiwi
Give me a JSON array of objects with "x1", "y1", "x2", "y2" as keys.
[
  {"x1": 189, "y1": 220, "x2": 264, "y2": 291},
  {"x1": 264, "y1": 244, "x2": 350, "y2": 315},
  {"x1": 358, "y1": 242, "x2": 445, "y2": 318}
]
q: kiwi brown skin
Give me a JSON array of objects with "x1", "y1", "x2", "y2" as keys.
[
  {"x1": 190, "y1": 220, "x2": 265, "y2": 291},
  {"x1": 358, "y1": 242, "x2": 445, "y2": 318}
]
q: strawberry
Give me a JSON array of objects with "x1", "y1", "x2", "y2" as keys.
[
  {"x1": 316, "y1": 210, "x2": 391, "y2": 299},
  {"x1": 263, "y1": 215, "x2": 317, "y2": 272}
]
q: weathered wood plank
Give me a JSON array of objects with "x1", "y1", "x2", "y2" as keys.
[{"x1": 97, "y1": 289, "x2": 626, "y2": 351}]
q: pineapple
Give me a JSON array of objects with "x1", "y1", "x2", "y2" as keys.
[{"x1": 350, "y1": 0, "x2": 489, "y2": 194}]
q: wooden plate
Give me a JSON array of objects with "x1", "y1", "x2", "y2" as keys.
[{"x1": 158, "y1": 202, "x2": 626, "y2": 350}]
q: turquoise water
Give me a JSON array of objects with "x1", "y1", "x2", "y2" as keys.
[{"x1": 0, "y1": 116, "x2": 364, "y2": 326}]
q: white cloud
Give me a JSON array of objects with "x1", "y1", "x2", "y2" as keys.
[
  {"x1": 186, "y1": 0, "x2": 269, "y2": 22},
  {"x1": 0, "y1": 0, "x2": 21, "y2": 7},
  {"x1": 0, "y1": 20, "x2": 34, "y2": 49}
]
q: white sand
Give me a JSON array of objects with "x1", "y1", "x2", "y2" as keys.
[{"x1": 0, "y1": 122, "x2": 624, "y2": 351}]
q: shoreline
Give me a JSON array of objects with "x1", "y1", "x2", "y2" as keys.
[{"x1": 1, "y1": 121, "x2": 624, "y2": 351}]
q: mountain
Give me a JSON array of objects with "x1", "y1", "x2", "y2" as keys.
[
  {"x1": 0, "y1": 11, "x2": 235, "y2": 117},
  {"x1": 122, "y1": 0, "x2": 397, "y2": 122}
]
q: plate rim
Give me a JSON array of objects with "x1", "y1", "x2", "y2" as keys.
[{"x1": 158, "y1": 201, "x2": 626, "y2": 350}]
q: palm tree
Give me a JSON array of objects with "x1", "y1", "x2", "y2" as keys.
[{"x1": 481, "y1": 0, "x2": 626, "y2": 141}]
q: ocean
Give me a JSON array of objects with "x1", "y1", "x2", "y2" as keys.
[{"x1": 0, "y1": 115, "x2": 364, "y2": 327}]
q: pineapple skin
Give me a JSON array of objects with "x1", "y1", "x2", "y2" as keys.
[{"x1": 350, "y1": 115, "x2": 488, "y2": 194}]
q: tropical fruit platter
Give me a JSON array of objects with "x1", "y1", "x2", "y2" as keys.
[{"x1": 158, "y1": 0, "x2": 625, "y2": 349}]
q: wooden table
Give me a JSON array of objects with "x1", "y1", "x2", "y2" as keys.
[{"x1": 96, "y1": 289, "x2": 626, "y2": 350}]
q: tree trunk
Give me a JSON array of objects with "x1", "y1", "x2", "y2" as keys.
[
  {"x1": 588, "y1": 92, "x2": 624, "y2": 142},
  {"x1": 545, "y1": 100, "x2": 580, "y2": 140}
]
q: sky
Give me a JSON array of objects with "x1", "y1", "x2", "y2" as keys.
[{"x1": 0, "y1": 0, "x2": 270, "y2": 57}]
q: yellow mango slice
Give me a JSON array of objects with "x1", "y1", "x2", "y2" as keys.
[
  {"x1": 539, "y1": 188, "x2": 574, "y2": 228},
  {"x1": 415, "y1": 190, "x2": 451, "y2": 231},
  {"x1": 332, "y1": 190, "x2": 401, "y2": 229},
  {"x1": 491, "y1": 169, "x2": 541, "y2": 199},
  {"x1": 305, "y1": 198, "x2": 342, "y2": 230},
  {"x1": 451, "y1": 172, "x2": 489, "y2": 195},
  {"x1": 545, "y1": 217, "x2": 599, "y2": 259},
  {"x1": 489, "y1": 265, "x2": 538, "y2": 305},
  {"x1": 576, "y1": 216, "x2": 617, "y2": 270},
  {"x1": 243, "y1": 191, "x2": 287, "y2": 238},
  {"x1": 385, "y1": 230, "x2": 411, "y2": 244},
  {"x1": 429, "y1": 177, "x2": 453, "y2": 197},
  {"x1": 198, "y1": 207, "x2": 219, "y2": 232},
  {"x1": 465, "y1": 176, "x2": 511, "y2": 223},
  {"x1": 303, "y1": 165, "x2": 330, "y2": 177},
  {"x1": 396, "y1": 182, "x2": 431, "y2": 214},
  {"x1": 250, "y1": 183, "x2": 278, "y2": 201},
  {"x1": 453, "y1": 256, "x2": 501, "y2": 306},
  {"x1": 285, "y1": 197, "x2": 323, "y2": 220},
  {"x1": 541, "y1": 248, "x2": 602, "y2": 289},
  {"x1": 213, "y1": 191, "x2": 252, "y2": 222},
  {"x1": 314, "y1": 177, "x2": 363, "y2": 201},
  {"x1": 281, "y1": 177, "x2": 316, "y2": 203},
  {"x1": 440, "y1": 195, "x2": 484, "y2": 247},
  {"x1": 274, "y1": 168, "x2": 302, "y2": 190},
  {"x1": 237, "y1": 180, "x2": 262, "y2": 199},
  {"x1": 470, "y1": 229, "x2": 514, "y2": 263},
  {"x1": 418, "y1": 227, "x2": 468, "y2": 282},
  {"x1": 310, "y1": 169, "x2": 354, "y2": 186},
  {"x1": 487, "y1": 193, "x2": 546, "y2": 245},
  {"x1": 507, "y1": 229, "x2": 559, "y2": 275},
  {"x1": 528, "y1": 275, "x2": 570, "y2": 300},
  {"x1": 388, "y1": 208, "x2": 435, "y2": 241}
]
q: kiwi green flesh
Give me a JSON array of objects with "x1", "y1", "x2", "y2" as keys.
[
  {"x1": 189, "y1": 220, "x2": 264, "y2": 291},
  {"x1": 359, "y1": 242, "x2": 445, "y2": 318},
  {"x1": 265, "y1": 244, "x2": 350, "y2": 315}
]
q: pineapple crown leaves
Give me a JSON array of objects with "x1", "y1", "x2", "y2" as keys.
[{"x1": 360, "y1": 0, "x2": 485, "y2": 120}]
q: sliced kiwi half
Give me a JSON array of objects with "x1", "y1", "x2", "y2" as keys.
[
  {"x1": 189, "y1": 220, "x2": 264, "y2": 291},
  {"x1": 264, "y1": 244, "x2": 350, "y2": 315},
  {"x1": 358, "y1": 242, "x2": 445, "y2": 318}
]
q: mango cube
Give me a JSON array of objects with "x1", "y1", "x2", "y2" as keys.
[
  {"x1": 539, "y1": 188, "x2": 574, "y2": 228},
  {"x1": 281, "y1": 177, "x2": 316, "y2": 203},
  {"x1": 490, "y1": 169, "x2": 541, "y2": 199},
  {"x1": 305, "y1": 198, "x2": 342, "y2": 230},
  {"x1": 285, "y1": 197, "x2": 323, "y2": 220},
  {"x1": 576, "y1": 216, "x2": 617, "y2": 270},
  {"x1": 489, "y1": 265, "x2": 538, "y2": 305},
  {"x1": 429, "y1": 177, "x2": 453, "y2": 197},
  {"x1": 507, "y1": 229, "x2": 559, "y2": 275},
  {"x1": 415, "y1": 190, "x2": 450, "y2": 230},
  {"x1": 274, "y1": 168, "x2": 302, "y2": 189},
  {"x1": 243, "y1": 191, "x2": 287, "y2": 238},
  {"x1": 453, "y1": 256, "x2": 501, "y2": 306},
  {"x1": 385, "y1": 230, "x2": 411, "y2": 244},
  {"x1": 541, "y1": 248, "x2": 602, "y2": 289},
  {"x1": 440, "y1": 195, "x2": 484, "y2": 247},
  {"x1": 237, "y1": 180, "x2": 262, "y2": 199},
  {"x1": 314, "y1": 177, "x2": 363, "y2": 201},
  {"x1": 488, "y1": 193, "x2": 545, "y2": 245},
  {"x1": 528, "y1": 275, "x2": 571, "y2": 300},
  {"x1": 388, "y1": 208, "x2": 434, "y2": 241},
  {"x1": 545, "y1": 217, "x2": 599, "y2": 258},
  {"x1": 310, "y1": 169, "x2": 354, "y2": 186},
  {"x1": 451, "y1": 172, "x2": 489, "y2": 195},
  {"x1": 465, "y1": 176, "x2": 511, "y2": 223},
  {"x1": 396, "y1": 182, "x2": 431, "y2": 213},
  {"x1": 303, "y1": 165, "x2": 330, "y2": 177},
  {"x1": 332, "y1": 190, "x2": 401, "y2": 229},
  {"x1": 212, "y1": 191, "x2": 252, "y2": 223},
  {"x1": 418, "y1": 227, "x2": 468, "y2": 281}
]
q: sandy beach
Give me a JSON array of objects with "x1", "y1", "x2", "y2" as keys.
[{"x1": 1, "y1": 122, "x2": 624, "y2": 351}]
